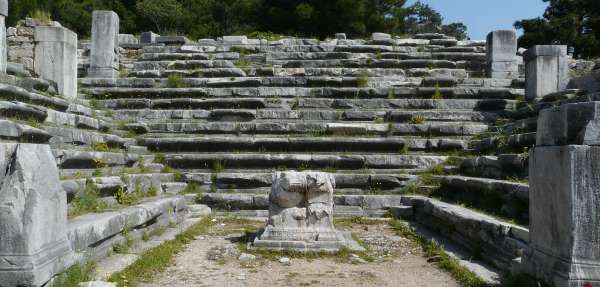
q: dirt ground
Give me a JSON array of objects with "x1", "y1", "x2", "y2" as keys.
[{"x1": 140, "y1": 217, "x2": 459, "y2": 287}]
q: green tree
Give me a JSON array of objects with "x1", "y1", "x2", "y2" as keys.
[
  {"x1": 516, "y1": 0, "x2": 600, "y2": 58},
  {"x1": 136, "y1": 0, "x2": 184, "y2": 34},
  {"x1": 403, "y1": 1, "x2": 468, "y2": 39}
]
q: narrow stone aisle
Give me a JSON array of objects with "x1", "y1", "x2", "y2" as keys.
[{"x1": 139, "y1": 217, "x2": 459, "y2": 287}]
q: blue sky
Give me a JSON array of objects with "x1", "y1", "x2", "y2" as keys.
[{"x1": 407, "y1": 0, "x2": 549, "y2": 40}]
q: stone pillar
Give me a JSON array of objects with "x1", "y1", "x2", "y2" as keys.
[
  {"x1": 34, "y1": 26, "x2": 78, "y2": 98},
  {"x1": 0, "y1": 144, "x2": 73, "y2": 286},
  {"x1": 486, "y1": 30, "x2": 518, "y2": 79},
  {"x1": 0, "y1": 0, "x2": 8, "y2": 73},
  {"x1": 88, "y1": 11, "x2": 119, "y2": 78},
  {"x1": 524, "y1": 45, "x2": 569, "y2": 101},
  {"x1": 524, "y1": 101, "x2": 600, "y2": 287}
]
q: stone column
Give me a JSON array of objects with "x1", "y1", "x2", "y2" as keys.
[
  {"x1": 486, "y1": 30, "x2": 518, "y2": 79},
  {"x1": 88, "y1": 10, "x2": 119, "y2": 78},
  {"x1": 523, "y1": 101, "x2": 600, "y2": 287},
  {"x1": 0, "y1": 144, "x2": 73, "y2": 286},
  {"x1": 524, "y1": 45, "x2": 569, "y2": 101},
  {"x1": 0, "y1": 0, "x2": 8, "y2": 73},
  {"x1": 34, "y1": 26, "x2": 78, "y2": 98}
]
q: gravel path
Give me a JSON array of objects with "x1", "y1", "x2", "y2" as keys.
[{"x1": 140, "y1": 218, "x2": 459, "y2": 287}]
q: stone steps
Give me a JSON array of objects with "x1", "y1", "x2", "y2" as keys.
[
  {"x1": 182, "y1": 171, "x2": 416, "y2": 191},
  {"x1": 162, "y1": 152, "x2": 447, "y2": 170},
  {"x1": 200, "y1": 193, "x2": 402, "y2": 217},
  {"x1": 435, "y1": 175, "x2": 529, "y2": 224},
  {"x1": 82, "y1": 76, "x2": 520, "y2": 89},
  {"x1": 94, "y1": 97, "x2": 515, "y2": 112},
  {"x1": 131, "y1": 121, "x2": 488, "y2": 137},
  {"x1": 397, "y1": 196, "x2": 528, "y2": 272},
  {"x1": 0, "y1": 118, "x2": 51, "y2": 143},
  {"x1": 53, "y1": 149, "x2": 139, "y2": 169},
  {"x1": 68, "y1": 196, "x2": 187, "y2": 262},
  {"x1": 82, "y1": 86, "x2": 523, "y2": 100},
  {"x1": 138, "y1": 135, "x2": 468, "y2": 152},
  {"x1": 460, "y1": 154, "x2": 528, "y2": 180},
  {"x1": 111, "y1": 108, "x2": 495, "y2": 123},
  {"x1": 144, "y1": 67, "x2": 470, "y2": 79}
]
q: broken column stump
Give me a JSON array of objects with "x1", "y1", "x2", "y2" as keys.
[{"x1": 253, "y1": 171, "x2": 363, "y2": 252}]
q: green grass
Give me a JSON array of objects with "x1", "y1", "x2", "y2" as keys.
[
  {"x1": 166, "y1": 74, "x2": 186, "y2": 88},
  {"x1": 212, "y1": 160, "x2": 225, "y2": 174},
  {"x1": 51, "y1": 262, "x2": 96, "y2": 287},
  {"x1": 357, "y1": 71, "x2": 369, "y2": 88},
  {"x1": 69, "y1": 180, "x2": 109, "y2": 218},
  {"x1": 154, "y1": 153, "x2": 166, "y2": 164},
  {"x1": 388, "y1": 220, "x2": 487, "y2": 287},
  {"x1": 109, "y1": 216, "x2": 215, "y2": 287},
  {"x1": 147, "y1": 183, "x2": 159, "y2": 197},
  {"x1": 432, "y1": 83, "x2": 444, "y2": 100},
  {"x1": 113, "y1": 225, "x2": 134, "y2": 254}
]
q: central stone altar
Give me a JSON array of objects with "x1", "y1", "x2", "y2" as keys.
[{"x1": 253, "y1": 171, "x2": 362, "y2": 251}]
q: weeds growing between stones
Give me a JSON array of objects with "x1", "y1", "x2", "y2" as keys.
[
  {"x1": 109, "y1": 216, "x2": 216, "y2": 287},
  {"x1": 388, "y1": 220, "x2": 487, "y2": 287}
]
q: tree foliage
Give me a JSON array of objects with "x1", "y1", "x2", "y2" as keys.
[
  {"x1": 516, "y1": 0, "x2": 600, "y2": 58},
  {"x1": 7, "y1": 0, "x2": 467, "y2": 40},
  {"x1": 136, "y1": 0, "x2": 183, "y2": 34}
]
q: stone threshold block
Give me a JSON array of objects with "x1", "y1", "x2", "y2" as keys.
[
  {"x1": 523, "y1": 145, "x2": 600, "y2": 287},
  {"x1": 0, "y1": 144, "x2": 73, "y2": 286},
  {"x1": 252, "y1": 172, "x2": 364, "y2": 252}
]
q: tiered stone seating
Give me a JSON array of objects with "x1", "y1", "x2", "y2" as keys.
[{"x1": 78, "y1": 33, "x2": 524, "y2": 216}]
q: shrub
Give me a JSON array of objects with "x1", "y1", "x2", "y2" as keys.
[
  {"x1": 115, "y1": 186, "x2": 142, "y2": 206},
  {"x1": 31, "y1": 10, "x2": 52, "y2": 25},
  {"x1": 70, "y1": 180, "x2": 108, "y2": 217},
  {"x1": 92, "y1": 142, "x2": 110, "y2": 152},
  {"x1": 409, "y1": 115, "x2": 426, "y2": 124},
  {"x1": 248, "y1": 31, "x2": 282, "y2": 41}
]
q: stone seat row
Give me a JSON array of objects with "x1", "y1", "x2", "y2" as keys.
[
  {"x1": 125, "y1": 121, "x2": 488, "y2": 136},
  {"x1": 82, "y1": 86, "x2": 523, "y2": 100},
  {"x1": 137, "y1": 135, "x2": 468, "y2": 153},
  {"x1": 92, "y1": 97, "x2": 516, "y2": 112},
  {"x1": 110, "y1": 108, "x2": 496, "y2": 123},
  {"x1": 80, "y1": 76, "x2": 522, "y2": 89}
]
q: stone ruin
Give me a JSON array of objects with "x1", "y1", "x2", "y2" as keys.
[
  {"x1": 253, "y1": 171, "x2": 362, "y2": 251},
  {"x1": 0, "y1": 0, "x2": 598, "y2": 285}
]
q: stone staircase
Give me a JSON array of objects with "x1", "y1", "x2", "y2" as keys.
[{"x1": 76, "y1": 34, "x2": 525, "y2": 217}]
